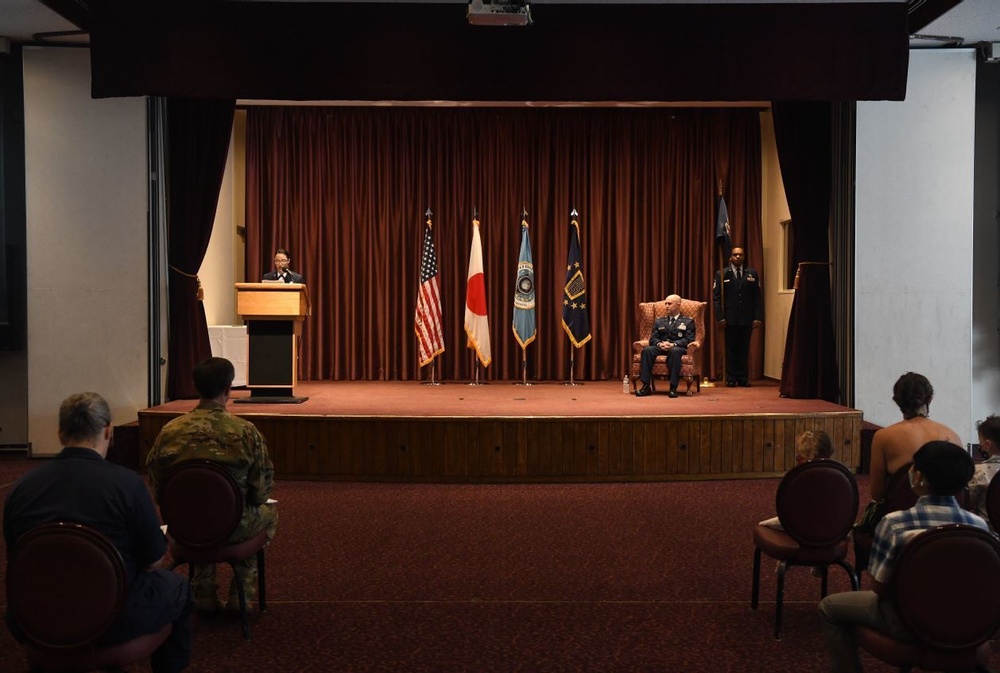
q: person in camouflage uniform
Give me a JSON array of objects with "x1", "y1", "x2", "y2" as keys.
[{"x1": 146, "y1": 357, "x2": 278, "y2": 615}]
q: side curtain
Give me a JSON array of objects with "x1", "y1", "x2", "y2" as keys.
[
  {"x1": 772, "y1": 102, "x2": 839, "y2": 402},
  {"x1": 165, "y1": 98, "x2": 235, "y2": 400}
]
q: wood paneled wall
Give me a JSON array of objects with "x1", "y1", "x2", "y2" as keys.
[{"x1": 139, "y1": 411, "x2": 862, "y2": 483}]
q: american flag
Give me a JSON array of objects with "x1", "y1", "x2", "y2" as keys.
[{"x1": 415, "y1": 216, "x2": 445, "y2": 367}]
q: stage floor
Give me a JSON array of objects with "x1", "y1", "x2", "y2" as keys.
[
  {"x1": 138, "y1": 380, "x2": 863, "y2": 483},
  {"x1": 146, "y1": 378, "x2": 850, "y2": 419}
]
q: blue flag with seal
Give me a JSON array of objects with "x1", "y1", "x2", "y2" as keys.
[
  {"x1": 562, "y1": 210, "x2": 591, "y2": 348},
  {"x1": 512, "y1": 215, "x2": 536, "y2": 350}
]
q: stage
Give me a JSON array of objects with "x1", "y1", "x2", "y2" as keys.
[{"x1": 137, "y1": 379, "x2": 863, "y2": 483}]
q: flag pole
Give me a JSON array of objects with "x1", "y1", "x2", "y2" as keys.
[
  {"x1": 470, "y1": 356, "x2": 488, "y2": 385},
  {"x1": 708, "y1": 183, "x2": 726, "y2": 388},
  {"x1": 564, "y1": 350, "x2": 580, "y2": 386}
]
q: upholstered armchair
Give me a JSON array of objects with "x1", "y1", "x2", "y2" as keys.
[{"x1": 630, "y1": 298, "x2": 706, "y2": 395}]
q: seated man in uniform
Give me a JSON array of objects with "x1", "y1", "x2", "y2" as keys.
[
  {"x1": 636, "y1": 294, "x2": 694, "y2": 399},
  {"x1": 146, "y1": 357, "x2": 278, "y2": 614}
]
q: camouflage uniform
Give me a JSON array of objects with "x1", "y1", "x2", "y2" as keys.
[{"x1": 146, "y1": 400, "x2": 277, "y2": 611}]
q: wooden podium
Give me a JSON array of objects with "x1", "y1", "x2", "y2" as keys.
[{"x1": 235, "y1": 283, "x2": 310, "y2": 402}]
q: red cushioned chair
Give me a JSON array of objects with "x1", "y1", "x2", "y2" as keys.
[
  {"x1": 6, "y1": 522, "x2": 172, "y2": 672},
  {"x1": 752, "y1": 459, "x2": 860, "y2": 639},
  {"x1": 158, "y1": 459, "x2": 269, "y2": 641},
  {"x1": 855, "y1": 524, "x2": 1000, "y2": 672},
  {"x1": 853, "y1": 462, "x2": 919, "y2": 573}
]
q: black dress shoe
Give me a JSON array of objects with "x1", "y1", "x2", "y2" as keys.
[
  {"x1": 667, "y1": 390, "x2": 678, "y2": 398},
  {"x1": 635, "y1": 386, "x2": 652, "y2": 397},
  {"x1": 739, "y1": 380, "x2": 750, "y2": 387},
  {"x1": 726, "y1": 380, "x2": 736, "y2": 387}
]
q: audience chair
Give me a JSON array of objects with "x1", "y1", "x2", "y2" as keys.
[
  {"x1": 752, "y1": 459, "x2": 860, "y2": 639},
  {"x1": 853, "y1": 462, "x2": 918, "y2": 572},
  {"x1": 855, "y1": 524, "x2": 1000, "y2": 672},
  {"x1": 630, "y1": 297, "x2": 706, "y2": 395},
  {"x1": 6, "y1": 522, "x2": 172, "y2": 671},
  {"x1": 158, "y1": 459, "x2": 268, "y2": 641}
]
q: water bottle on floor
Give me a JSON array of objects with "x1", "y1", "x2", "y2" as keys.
[{"x1": 622, "y1": 375, "x2": 630, "y2": 394}]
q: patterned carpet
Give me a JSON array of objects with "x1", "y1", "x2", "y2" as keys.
[{"x1": 0, "y1": 460, "x2": 996, "y2": 672}]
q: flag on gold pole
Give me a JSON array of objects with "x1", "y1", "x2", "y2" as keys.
[
  {"x1": 415, "y1": 210, "x2": 445, "y2": 367},
  {"x1": 464, "y1": 215, "x2": 491, "y2": 367}
]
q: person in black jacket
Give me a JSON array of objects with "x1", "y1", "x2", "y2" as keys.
[
  {"x1": 262, "y1": 248, "x2": 303, "y2": 283},
  {"x1": 712, "y1": 247, "x2": 761, "y2": 386}
]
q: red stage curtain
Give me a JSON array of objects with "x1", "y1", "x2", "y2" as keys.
[
  {"x1": 165, "y1": 98, "x2": 235, "y2": 400},
  {"x1": 772, "y1": 102, "x2": 840, "y2": 402},
  {"x1": 246, "y1": 107, "x2": 761, "y2": 383}
]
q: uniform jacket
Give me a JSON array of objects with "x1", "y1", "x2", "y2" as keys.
[
  {"x1": 649, "y1": 315, "x2": 696, "y2": 350},
  {"x1": 146, "y1": 401, "x2": 275, "y2": 541},
  {"x1": 713, "y1": 265, "x2": 762, "y2": 325}
]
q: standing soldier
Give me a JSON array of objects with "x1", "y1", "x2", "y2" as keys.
[{"x1": 713, "y1": 246, "x2": 762, "y2": 387}]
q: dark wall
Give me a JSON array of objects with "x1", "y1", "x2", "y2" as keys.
[{"x1": 88, "y1": 2, "x2": 910, "y2": 102}]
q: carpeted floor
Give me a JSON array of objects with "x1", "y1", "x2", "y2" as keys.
[{"x1": 0, "y1": 460, "x2": 995, "y2": 672}]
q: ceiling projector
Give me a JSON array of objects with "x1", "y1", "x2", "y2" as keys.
[{"x1": 467, "y1": 0, "x2": 532, "y2": 26}]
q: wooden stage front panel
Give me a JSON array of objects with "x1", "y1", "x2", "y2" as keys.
[{"x1": 137, "y1": 409, "x2": 862, "y2": 483}]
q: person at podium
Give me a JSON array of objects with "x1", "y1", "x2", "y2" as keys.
[{"x1": 262, "y1": 248, "x2": 303, "y2": 283}]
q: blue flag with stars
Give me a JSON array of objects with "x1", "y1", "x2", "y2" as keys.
[{"x1": 562, "y1": 213, "x2": 591, "y2": 347}]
